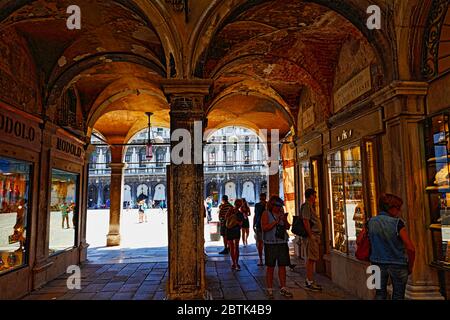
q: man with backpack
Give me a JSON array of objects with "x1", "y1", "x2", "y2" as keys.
[{"x1": 300, "y1": 188, "x2": 322, "y2": 291}]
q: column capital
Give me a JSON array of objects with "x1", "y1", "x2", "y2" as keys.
[
  {"x1": 161, "y1": 79, "x2": 213, "y2": 97},
  {"x1": 371, "y1": 81, "x2": 429, "y2": 106},
  {"x1": 371, "y1": 81, "x2": 429, "y2": 122},
  {"x1": 108, "y1": 162, "x2": 127, "y2": 173}
]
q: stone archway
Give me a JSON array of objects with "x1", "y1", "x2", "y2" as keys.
[
  {"x1": 241, "y1": 181, "x2": 256, "y2": 204},
  {"x1": 225, "y1": 181, "x2": 237, "y2": 201}
]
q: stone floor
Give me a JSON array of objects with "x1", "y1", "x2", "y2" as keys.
[{"x1": 23, "y1": 248, "x2": 358, "y2": 300}]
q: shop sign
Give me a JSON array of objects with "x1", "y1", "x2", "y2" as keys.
[
  {"x1": 298, "y1": 149, "x2": 309, "y2": 160},
  {"x1": 56, "y1": 137, "x2": 82, "y2": 158},
  {"x1": 334, "y1": 66, "x2": 372, "y2": 112},
  {"x1": 302, "y1": 107, "x2": 315, "y2": 129},
  {"x1": 0, "y1": 113, "x2": 36, "y2": 143},
  {"x1": 331, "y1": 109, "x2": 383, "y2": 149},
  {"x1": 336, "y1": 129, "x2": 353, "y2": 142}
]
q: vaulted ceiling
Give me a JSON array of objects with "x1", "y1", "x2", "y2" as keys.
[
  {"x1": 0, "y1": 0, "x2": 392, "y2": 142},
  {"x1": 201, "y1": 0, "x2": 369, "y2": 134}
]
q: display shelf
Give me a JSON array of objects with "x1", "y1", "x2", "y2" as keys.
[
  {"x1": 426, "y1": 185, "x2": 450, "y2": 192},
  {"x1": 427, "y1": 155, "x2": 450, "y2": 163}
]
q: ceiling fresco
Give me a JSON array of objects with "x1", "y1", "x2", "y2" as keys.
[
  {"x1": 201, "y1": 0, "x2": 371, "y2": 134},
  {"x1": 0, "y1": 0, "x2": 383, "y2": 141}
]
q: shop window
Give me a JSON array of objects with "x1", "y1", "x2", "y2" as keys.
[
  {"x1": 424, "y1": 114, "x2": 450, "y2": 268},
  {"x1": 0, "y1": 157, "x2": 31, "y2": 274},
  {"x1": 49, "y1": 169, "x2": 78, "y2": 255},
  {"x1": 300, "y1": 161, "x2": 312, "y2": 204},
  {"x1": 328, "y1": 146, "x2": 366, "y2": 256}
]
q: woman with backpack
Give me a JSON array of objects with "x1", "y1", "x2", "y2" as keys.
[{"x1": 368, "y1": 193, "x2": 416, "y2": 300}]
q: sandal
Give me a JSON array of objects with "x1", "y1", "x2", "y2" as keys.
[{"x1": 257, "y1": 262, "x2": 264, "y2": 266}]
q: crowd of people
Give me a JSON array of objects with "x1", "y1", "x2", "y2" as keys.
[{"x1": 215, "y1": 189, "x2": 416, "y2": 300}]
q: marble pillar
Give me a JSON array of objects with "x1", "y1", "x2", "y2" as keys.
[
  {"x1": 374, "y1": 81, "x2": 444, "y2": 300},
  {"x1": 106, "y1": 162, "x2": 125, "y2": 247},
  {"x1": 97, "y1": 181, "x2": 103, "y2": 208},
  {"x1": 163, "y1": 79, "x2": 211, "y2": 299}
]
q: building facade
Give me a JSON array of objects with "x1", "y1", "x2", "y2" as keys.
[{"x1": 88, "y1": 127, "x2": 270, "y2": 208}]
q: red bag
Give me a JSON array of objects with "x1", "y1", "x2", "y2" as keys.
[{"x1": 355, "y1": 226, "x2": 370, "y2": 261}]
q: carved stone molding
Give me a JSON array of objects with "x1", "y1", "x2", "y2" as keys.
[{"x1": 422, "y1": 0, "x2": 449, "y2": 79}]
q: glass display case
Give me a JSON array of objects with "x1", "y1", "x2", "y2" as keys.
[
  {"x1": 328, "y1": 145, "x2": 371, "y2": 257},
  {"x1": 49, "y1": 169, "x2": 78, "y2": 255},
  {"x1": 424, "y1": 114, "x2": 450, "y2": 268},
  {"x1": 0, "y1": 156, "x2": 31, "y2": 274},
  {"x1": 300, "y1": 160, "x2": 312, "y2": 204},
  {"x1": 328, "y1": 151, "x2": 347, "y2": 253}
]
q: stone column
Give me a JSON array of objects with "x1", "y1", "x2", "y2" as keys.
[
  {"x1": 267, "y1": 132, "x2": 280, "y2": 197},
  {"x1": 131, "y1": 182, "x2": 137, "y2": 205},
  {"x1": 106, "y1": 161, "x2": 126, "y2": 247},
  {"x1": 373, "y1": 81, "x2": 444, "y2": 300},
  {"x1": 162, "y1": 79, "x2": 211, "y2": 299},
  {"x1": 79, "y1": 144, "x2": 95, "y2": 262},
  {"x1": 32, "y1": 122, "x2": 57, "y2": 289},
  {"x1": 97, "y1": 180, "x2": 103, "y2": 208}
]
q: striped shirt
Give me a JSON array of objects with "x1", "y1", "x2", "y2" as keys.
[{"x1": 219, "y1": 202, "x2": 233, "y2": 223}]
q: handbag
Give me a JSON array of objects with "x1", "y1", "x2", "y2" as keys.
[
  {"x1": 275, "y1": 223, "x2": 287, "y2": 240},
  {"x1": 355, "y1": 223, "x2": 371, "y2": 261}
]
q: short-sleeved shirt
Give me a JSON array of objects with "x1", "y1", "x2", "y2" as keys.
[
  {"x1": 219, "y1": 202, "x2": 233, "y2": 223},
  {"x1": 254, "y1": 201, "x2": 266, "y2": 230},
  {"x1": 60, "y1": 204, "x2": 69, "y2": 216},
  {"x1": 300, "y1": 202, "x2": 322, "y2": 234}
]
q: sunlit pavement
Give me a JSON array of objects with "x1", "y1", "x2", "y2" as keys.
[
  {"x1": 86, "y1": 208, "x2": 259, "y2": 264},
  {"x1": 23, "y1": 208, "x2": 358, "y2": 300}
]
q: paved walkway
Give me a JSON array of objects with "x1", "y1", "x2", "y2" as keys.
[
  {"x1": 23, "y1": 244, "x2": 357, "y2": 300},
  {"x1": 23, "y1": 209, "x2": 358, "y2": 300}
]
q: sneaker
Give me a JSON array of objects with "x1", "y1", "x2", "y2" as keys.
[
  {"x1": 280, "y1": 287, "x2": 293, "y2": 298},
  {"x1": 305, "y1": 280, "x2": 322, "y2": 291},
  {"x1": 219, "y1": 248, "x2": 229, "y2": 254},
  {"x1": 266, "y1": 289, "x2": 274, "y2": 299}
]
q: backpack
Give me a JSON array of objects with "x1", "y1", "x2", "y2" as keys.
[
  {"x1": 291, "y1": 215, "x2": 308, "y2": 237},
  {"x1": 226, "y1": 211, "x2": 240, "y2": 229},
  {"x1": 291, "y1": 203, "x2": 314, "y2": 237}
]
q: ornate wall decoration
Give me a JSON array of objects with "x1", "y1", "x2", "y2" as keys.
[
  {"x1": 165, "y1": 0, "x2": 189, "y2": 22},
  {"x1": 422, "y1": 0, "x2": 449, "y2": 79}
]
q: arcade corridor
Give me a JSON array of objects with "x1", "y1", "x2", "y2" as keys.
[{"x1": 1, "y1": 0, "x2": 450, "y2": 301}]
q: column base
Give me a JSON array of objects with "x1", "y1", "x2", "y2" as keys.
[
  {"x1": 106, "y1": 233, "x2": 121, "y2": 247},
  {"x1": 166, "y1": 289, "x2": 211, "y2": 300},
  {"x1": 405, "y1": 283, "x2": 444, "y2": 300}
]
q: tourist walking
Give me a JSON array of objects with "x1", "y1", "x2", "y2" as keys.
[
  {"x1": 218, "y1": 195, "x2": 233, "y2": 254},
  {"x1": 60, "y1": 202, "x2": 70, "y2": 229},
  {"x1": 261, "y1": 196, "x2": 293, "y2": 299},
  {"x1": 226, "y1": 199, "x2": 244, "y2": 270},
  {"x1": 240, "y1": 198, "x2": 251, "y2": 246},
  {"x1": 254, "y1": 193, "x2": 267, "y2": 266},
  {"x1": 368, "y1": 193, "x2": 416, "y2": 300}
]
